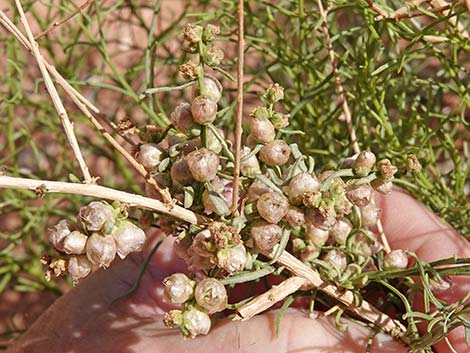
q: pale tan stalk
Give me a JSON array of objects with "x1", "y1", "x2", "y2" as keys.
[{"x1": 14, "y1": 0, "x2": 93, "y2": 183}]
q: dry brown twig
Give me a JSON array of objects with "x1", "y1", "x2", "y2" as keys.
[
  {"x1": 14, "y1": 0, "x2": 93, "y2": 184},
  {"x1": 231, "y1": 0, "x2": 245, "y2": 216},
  {"x1": 34, "y1": 0, "x2": 95, "y2": 40},
  {"x1": 0, "y1": 9, "x2": 173, "y2": 205}
]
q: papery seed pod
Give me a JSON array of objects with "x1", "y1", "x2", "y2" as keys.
[
  {"x1": 183, "y1": 24, "x2": 203, "y2": 44},
  {"x1": 372, "y1": 178, "x2": 393, "y2": 194},
  {"x1": 170, "y1": 102, "x2": 196, "y2": 132},
  {"x1": 217, "y1": 244, "x2": 247, "y2": 274},
  {"x1": 354, "y1": 151, "x2": 376, "y2": 177},
  {"x1": 182, "y1": 308, "x2": 211, "y2": 338},
  {"x1": 288, "y1": 172, "x2": 320, "y2": 205},
  {"x1": 186, "y1": 148, "x2": 219, "y2": 182},
  {"x1": 136, "y1": 143, "x2": 164, "y2": 170},
  {"x1": 264, "y1": 83, "x2": 284, "y2": 104},
  {"x1": 305, "y1": 207, "x2": 336, "y2": 230},
  {"x1": 284, "y1": 206, "x2": 305, "y2": 228},
  {"x1": 79, "y1": 201, "x2": 115, "y2": 233},
  {"x1": 329, "y1": 217, "x2": 352, "y2": 245},
  {"x1": 67, "y1": 255, "x2": 92, "y2": 284},
  {"x1": 346, "y1": 184, "x2": 373, "y2": 207},
  {"x1": 259, "y1": 140, "x2": 291, "y2": 166},
  {"x1": 195, "y1": 278, "x2": 227, "y2": 314},
  {"x1": 111, "y1": 221, "x2": 146, "y2": 259},
  {"x1": 361, "y1": 201, "x2": 380, "y2": 227},
  {"x1": 250, "y1": 221, "x2": 282, "y2": 252},
  {"x1": 163, "y1": 309, "x2": 183, "y2": 328},
  {"x1": 63, "y1": 231, "x2": 88, "y2": 255},
  {"x1": 203, "y1": 45, "x2": 224, "y2": 67},
  {"x1": 201, "y1": 76, "x2": 222, "y2": 103},
  {"x1": 300, "y1": 245, "x2": 320, "y2": 262},
  {"x1": 249, "y1": 118, "x2": 275, "y2": 144},
  {"x1": 352, "y1": 232, "x2": 376, "y2": 258},
  {"x1": 246, "y1": 179, "x2": 271, "y2": 202},
  {"x1": 163, "y1": 273, "x2": 195, "y2": 304},
  {"x1": 85, "y1": 233, "x2": 117, "y2": 268},
  {"x1": 383, "y1": 249, "x2": 408, "y2": 270},
  {"x1": 240, "y1": 146, "x2": 261, "y2": 177},
  {"x1": 191, "y1": 96, "x2": 217, "y2": 124},
  {"x1": 305, "y1": 225, "x2": 329, "y2": 247},
  {"x1": 256, "y1": 192, "x2": 289, "y2": 224},
  {"x1": 191, "y1": 229, "x2": 214, "y2": 257},
  {"x1": 49, "y1": 220, "x2": 73, "y2": 252},
  {"x1": 406, "y1": 154, "x2": 421, "y2": 174},
  {"x1": 170, "y1": 158, "x2": 194, "y2": 187},
  {"x1": 377, "y1": 159, "x2": 397, "y2": 180},
  {"x1": 271, "y1": 112, "x2": 289, "y2": 129},
  {"x1": 323, "y1": 250, "x2": 347, "y2": 272}
]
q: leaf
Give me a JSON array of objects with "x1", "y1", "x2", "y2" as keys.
[
  {"x1": 68, "y1": 173, "x2": 81, "y2": 183},
  {"x1": 183, "y1": 186, "x2": 194, "y2": 208},
  {"x1": 157, "y1": 157, "x2": 170, "y2": 172},
  {"x1": 208, "y1": 191, "x2": 229, "y2": 215},
  {"x1": 275, "y1": 295, "x2": 296, "y2": 337}
]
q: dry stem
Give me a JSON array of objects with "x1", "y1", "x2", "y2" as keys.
[
  {"x1": 231, "y1": 0, "x2": 245, "y2": 216},
  {"x1": 0, "y1": 176, "x2": 206, "y2": 225},
  {"x1": 0, "y1": 9, "x2": 172, "y2": 205},
  {"x1": 34, "y1": 0, "x2": 95, "y2": 40},
  {"x1": 235, "y1": 276, "x2": 308, "y2": 320},
  {"x1": 14, "y1": 0, "x2": 93, "y2": 183}
]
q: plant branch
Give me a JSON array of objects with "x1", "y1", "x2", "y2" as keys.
[
  {"x1": 34, "y1": 0, "x2": 95, "y2": 40},
  {"x1": 231, "y1": 0, "x2": 245, "y2": 215},
  {"x1": 0, "y1": 10, "x2": 172, "y2": 205},
  {"x1": 0, "y1": 176, "x2": 207, "y2": 225},
  {"x1": 14, "y1": 0, "x2": 93, "y2": 183}
]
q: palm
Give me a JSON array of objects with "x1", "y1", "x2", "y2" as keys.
[{"x1": 9, "y1": 190, "x2": 470, "y2": 353}]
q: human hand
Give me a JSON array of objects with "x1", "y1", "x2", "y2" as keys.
[{"x1": 7, "y1": 189, "x2": 470, "y2": 353}]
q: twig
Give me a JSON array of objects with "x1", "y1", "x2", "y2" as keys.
[
  {"x1": 263, "y1": 247, "x2": 406, "y2": 336},
  {"x1": 430, "y1": 0, "x2": 469, "y2": 39},
  {"x1": 14, "y1": 0, "x2": 93, "y2": 183},
  {"x1": 231, "y1": 0, "x2": 244, "y2": 215},
  {"x1": 316, "y1": 0, "x2": 360, "y2": 155},
  {"x1": 0, "y1": 176, "x2": 207, "y2": 225},
  {"x1": 235, "y1": 276, "x2": 308, "y2": 320},
  {"x1": 34, "y1": 0, "x2": 95, "y2": 40},
  {"x1": 0, "y1": 10, "x2": 172, "y2": 205}
]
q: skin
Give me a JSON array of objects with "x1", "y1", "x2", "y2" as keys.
[{"x1": 7, "y1": 189, "x2": 470, "y2": 353}]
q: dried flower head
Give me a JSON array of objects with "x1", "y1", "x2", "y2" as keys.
[
  {"x1": 383, "y1": 249, "x2": 408, "y2": 270},
  {"x1": 249, "y1": 118, "x2": 275, "y2": 144},
  {"x1": 346, "y1": 184, "x2": 373, "y2": 207},
  {"x1": 354, "y1": 151, "x2": 376, "y2": 177},
  {"x1": 111, "y1": 220, "x2": 146, "y2": 259},
  {"x1": 49, "y1": 219, "x2": 73, "y2": 252},
  {"x1": 79, "y1": 201, "x2": 115, "y2": 233},
  {"x1": 259, "y1": 140, "x2": 291, "y2": 166},
  {"x1": 288, "y1": 172, "x2": 320, "y2": 205},
  {"x1": 256, "y1": 192, "x2": 289, "y2": 224},
  {"x1": 182, "y1": 308, "x2": 211, "y2": 338},
  {"x1": 250, "y1": 221, "x2": 283, "y2": 252},
  {"x1": 136, "y1": 143, "x2": 164, "y2": 170},
  {"x1": 217, "y1": 244, "x2": 247, "y2": 274},
  {"x1": 377, "y1": 159, "x2": 398, "y2": 180},
  {"x1": 85, "y1": 233, "x2": 117, "y2": 268},
  {"x1": 406, "y1": 154, "x2": 422, "y2": 174},
  {"x1": 63, "y1": 230, "x2": 88, "y2": 255},
  {"x1": 186, "y1": 148, "x2": 219, "y2": 182},
  {"x1": 163, "y1": 273, "x2": 195, "y2": 304},
  {"x1": 195, "y1": 278, "x2": 227, "y2": 314},
  {"x1": 191, "y1": 96, "x2": 217, "y2": 124},
  {"x1": 170, "y1": 102, "x2": 196, "y2": 132},
  {"x1": 67, "y1": 255, "x2": 92, "y2": 284}
]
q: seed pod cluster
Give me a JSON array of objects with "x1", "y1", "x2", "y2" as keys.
[{"x1": 46, "y1": 201, "x2": 146, "y2": 284}]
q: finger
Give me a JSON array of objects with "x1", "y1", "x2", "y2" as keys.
[{"x1": 376, "y1": 189, "x2": 470, "y2": 353}]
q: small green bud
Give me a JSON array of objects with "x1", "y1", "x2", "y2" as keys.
[
  {"x1": 252, "y1": 106, "x2": 270, "y2": 120},
  {"x1": 406, "y1": 154, "x2": 422, "y2": 174},
  {"x1": 183, "y1": 24, "x2": 203, "y2": 44},
  {"x1": 203, "y1": 45, "x2": 224, "y2": 67},
  {"x1": 202, "y1": 24, "x2": 220, "y2": 42},
  {"x1": 263, "y1": 83, "x2": 284, "y2": 104},
  {"x1": 377, "y1": 159, "x2": 397, "y2": 180}
]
